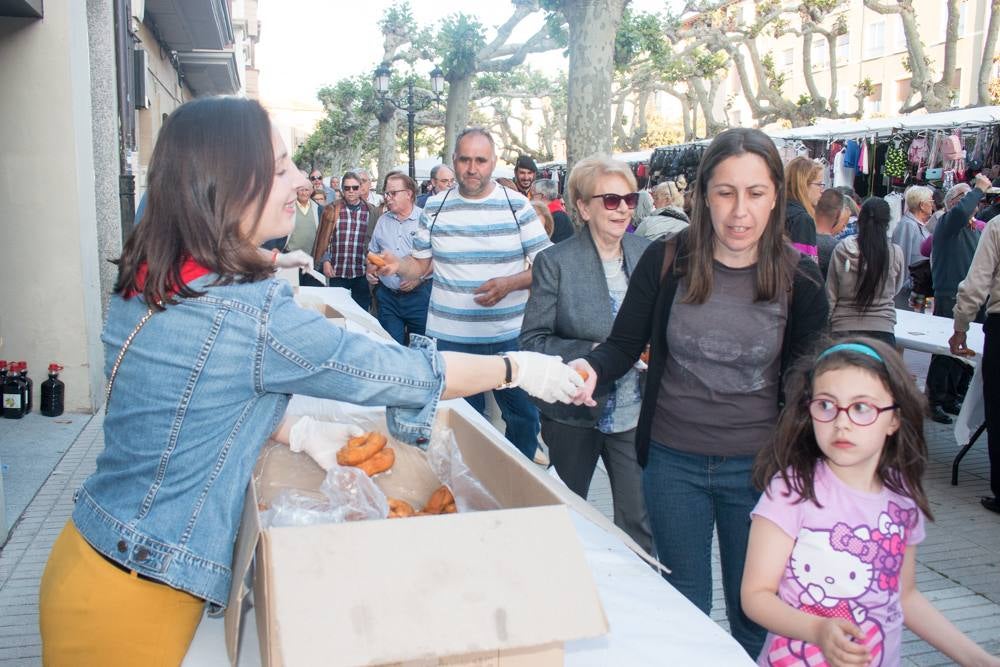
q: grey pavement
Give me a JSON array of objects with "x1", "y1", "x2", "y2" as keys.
[{"x1": 0, "y1": 350, "x2": 997, "y2": 665}]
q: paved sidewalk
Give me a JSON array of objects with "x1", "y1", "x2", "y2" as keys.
[{"x1": 0, "y1": 349, "x2": 997, "y2": 665}]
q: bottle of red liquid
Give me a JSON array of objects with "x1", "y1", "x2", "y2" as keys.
[
  {"x1": 2, "y1": 362, "x2": 25, "y2": 419},
  {"x1": 0, "y1": 360, "x2": 7, "y2": 385},
  {"x1": 41, "y1": 363, "x2": 65, "y2": 417},
  {"x1": 17, "y1": 361, "x2": 32, "y2": 414}
]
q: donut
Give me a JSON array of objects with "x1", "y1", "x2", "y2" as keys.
[
  {"x1": 366, "y1": 251, "x2": 387, "y2": 268},
  {"x1": 356, "y1": 447, "x2": 395, "y2": 476},
  {"x1": 387, "y1": 498, "x2": 415, "y2": 518},
  {"x1": 336, "y1": 432, "x2": 387, "y2": 466},
  {"x1": 422, "y1": 485, "x2": 455, "y2": 514}
]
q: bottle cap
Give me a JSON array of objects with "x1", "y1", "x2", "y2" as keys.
[{"x1": 48, "y1": 363, "x2": 63, "y2": 373}]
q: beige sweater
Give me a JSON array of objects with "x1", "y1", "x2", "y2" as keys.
[
  {"x1": 826, "y1": 237, "x2": 905, "y2": 334},
  {"x1": 954, "y1": 217, "x2": 1000, "y2": 331}
]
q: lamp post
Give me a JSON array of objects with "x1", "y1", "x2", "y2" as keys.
[{"x1": 373, "y1": 64, "x2": 445, "y2": 181}]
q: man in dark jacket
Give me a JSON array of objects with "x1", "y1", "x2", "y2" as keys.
[{"x1": 926, "y1": 174, "x2": 991, "y2": 422}]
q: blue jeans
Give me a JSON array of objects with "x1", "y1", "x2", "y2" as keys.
[
  {"x1": 643, "y1": 442, "x2": 766, "y2": 658},
  {"x1": 328, "y1": 275, "x2": 371, "y2": 312},
  {"x1": 376, "y1": 282, "x2": 431, "y2": 346},
  {"x1": 434, "y1": 337, "x2": 540, "y2": 460}
]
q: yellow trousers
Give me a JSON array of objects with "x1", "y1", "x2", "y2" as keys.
[{"x1": 39, "y1": 521, "x2": 205, "y2": 666}]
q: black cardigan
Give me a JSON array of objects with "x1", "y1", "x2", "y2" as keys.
[{"x1": 584, "y1": 231, "x2": 829, "y2": 467}]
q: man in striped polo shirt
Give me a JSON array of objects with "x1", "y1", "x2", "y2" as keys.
[{"x1": 378, "y1": 128, "x2": 553, "y2": 463}]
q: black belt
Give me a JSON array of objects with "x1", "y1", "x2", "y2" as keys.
[{"x1": 96, "y1": 549, "x2": 160, "y2": 584}]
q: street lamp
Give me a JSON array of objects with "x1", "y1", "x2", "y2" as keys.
[{"x1": 373, "y1": 64, "x2": 445, "y2": 180}]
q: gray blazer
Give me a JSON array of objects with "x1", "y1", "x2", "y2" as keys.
[{"x1": 520, "y1": 225, "x2": 651, "y2": 426}]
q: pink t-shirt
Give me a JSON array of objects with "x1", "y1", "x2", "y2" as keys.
[{"x1": 751, "y1": 462, "x2": 925, "y2": 667}]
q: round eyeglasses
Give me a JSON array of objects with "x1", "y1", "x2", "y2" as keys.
[{"x1": 808, "y1": 399, "x2": 898, "y2": 426}]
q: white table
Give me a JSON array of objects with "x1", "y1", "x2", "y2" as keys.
[
  {"x1": 894, "y1": 309, "x2": 986, "y2": 485},
  {"x1": 183, "y1": 291, "x2": 755, "y2": 666}
]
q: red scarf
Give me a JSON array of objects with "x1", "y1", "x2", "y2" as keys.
[{"x1": 126, "y1": 257, "x2": 212, "y2": 298}]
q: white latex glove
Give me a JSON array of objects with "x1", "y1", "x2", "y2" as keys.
[
  {"x1": 505, "y1": 351, "x2": 583, "y2": 404},
  {"x1": 288, "y1": 416, "x2": 364, "y2": 470},
  {"x1": 275, "y1": 249, "x2": 313, "y2": 270}
]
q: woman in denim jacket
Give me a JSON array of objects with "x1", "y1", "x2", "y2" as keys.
[{"x1": 37, "y1": 97, "x2": 581, "y2": 665}]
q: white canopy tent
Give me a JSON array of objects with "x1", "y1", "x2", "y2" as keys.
[{"x1": 768, "y1": 106, "x2": 1000, "y2": 141}]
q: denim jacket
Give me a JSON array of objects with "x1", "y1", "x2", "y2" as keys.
[{"x1": 73, "y1": 276, "x2": 445, "y2": 607}]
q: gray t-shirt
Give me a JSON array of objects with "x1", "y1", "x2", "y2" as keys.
[{"x1": 651, "y1": 262, "x2": 787, "y2": 457}]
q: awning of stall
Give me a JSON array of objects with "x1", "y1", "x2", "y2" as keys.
[{"x1": 769, "y1": 106, "x2": 1000, "y2": 141}]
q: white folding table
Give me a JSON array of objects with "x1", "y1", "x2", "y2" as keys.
[{"x1": 894, "y1": 309, "x2": 986, "y2": 485}]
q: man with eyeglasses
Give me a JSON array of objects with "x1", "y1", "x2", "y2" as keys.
[
  {"x1": 376, "y1": 127, "x2": 552, "y2": 465},
  {"x1": 416, "y1": 164, "x2": 455, "y2": 208},
  {"x1": 315, "y1": 171, "x2": 380, "y2": 310},
  {"x1": 365, "y1": 172, "x2": 431, "y2": 345},
  {"x1": 346, "y1": 167, "x2": 383, "y2": 209}
]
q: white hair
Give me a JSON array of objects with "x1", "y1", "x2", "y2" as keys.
[{"x1": 904, "y1": 185, "x2": 933, "y2": 213}]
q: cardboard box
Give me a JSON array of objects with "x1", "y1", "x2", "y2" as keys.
[{"x1": 225, "y1": 406, "x2": 609, "y2": 666}]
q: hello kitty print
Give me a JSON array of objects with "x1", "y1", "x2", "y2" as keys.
[{"x1": 751, "y1": 462, "x2": 925, "y2": 667}]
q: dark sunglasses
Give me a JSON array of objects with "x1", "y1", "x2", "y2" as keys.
[
  {"x1": 591, "y1": 192, "x2": 639, "y2": 210},
  {"x1": 342, "y1": 185, "x2": 361, "y2": 191},
  {"x1": 308, "y1": 175, "x2": 323, "y2": 181}
]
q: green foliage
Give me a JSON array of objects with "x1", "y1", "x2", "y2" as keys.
[
  {"x1": 614, "y1": 8, "x2": 668, "y2": 71},
  {"x1": 855, "y1": 77, "x2": 875, "y2": 98},
  {"x1": 762, "y1": 53, "x2": 786, "y2": 95},
  {"x1": 435, "y1": 13, "x2": 486, "y2": 79},
  {"x1": 378, "y1": 1, "x2": 416, "y2": 39}
]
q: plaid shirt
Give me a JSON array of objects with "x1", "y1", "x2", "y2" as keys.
[{"x1": 322, "y1": 202, "x2": 369, "y2": 279}]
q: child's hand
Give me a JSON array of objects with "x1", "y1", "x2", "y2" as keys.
[{"x1": 816, "y1": 618, "x2": 870, "y2": 666}]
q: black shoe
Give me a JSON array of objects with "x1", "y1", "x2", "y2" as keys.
[
  {"x1": 929, "y1": 405, "x2": 953, "y2": 424},
  {"x1": 941, "y1": 401, "x2": 962, "y2": 415},
  {"x1": 981, "y1": 497, "x2": 1000, "y2": 514}
]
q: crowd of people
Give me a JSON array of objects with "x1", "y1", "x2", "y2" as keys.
[{"x1": 36, "y1": 95, "x2": 1000, "y2": 666}]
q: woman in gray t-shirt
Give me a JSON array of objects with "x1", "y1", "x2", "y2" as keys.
[{"x1": 573, "y1": 129, "x2": 829, "y2": 659}]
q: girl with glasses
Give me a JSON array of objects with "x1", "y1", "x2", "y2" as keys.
[{"x1": 743, "y1": 339, "x2": 1000, "y2": 667}]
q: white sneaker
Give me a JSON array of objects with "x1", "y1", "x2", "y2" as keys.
[{"x1": 533, "y1": 449, "x2": 550, "y2": 466}]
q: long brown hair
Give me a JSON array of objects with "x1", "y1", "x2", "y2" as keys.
[
  {"x1": 753, "y1": 337, "x2": 933, "y2": 520},
  {"x1": 114, "y1": 97, "x2": 275, "y2": 309},
  {"x1": 785, "y1": 156, "x2": 823, "y2": 218},
  {"x1": 682, "y1": 128, "x2": 794, "y2": 304}
]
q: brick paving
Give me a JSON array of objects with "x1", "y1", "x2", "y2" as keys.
[{"x1": 0, "y1": 349, "x2": 997, "y2": 665}]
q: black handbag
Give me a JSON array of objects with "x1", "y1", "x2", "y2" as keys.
[{"x1": 908, "y1": 258, "x2": 933, "y2": 297}]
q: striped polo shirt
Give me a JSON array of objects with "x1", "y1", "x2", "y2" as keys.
[{"x1": 412, "y1": 184, "x2": 552, "y2": 344}]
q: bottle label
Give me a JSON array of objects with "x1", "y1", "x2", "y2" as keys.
[{"x1": 3, "y1": 392, "x2": 21, "y2": 409}]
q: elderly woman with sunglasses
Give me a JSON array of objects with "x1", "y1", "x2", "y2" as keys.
[
  {"x1": 568, "y1": 129, "x2": 829, "y2": 658},
  {"x1": 519, "y1": 156, "x2": 654, "y2": 555}
]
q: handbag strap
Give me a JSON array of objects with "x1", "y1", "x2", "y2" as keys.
[{"x1": 105, "y1": 307, "x2": 155, "y2": 412}]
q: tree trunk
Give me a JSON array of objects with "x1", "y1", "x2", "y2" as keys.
[
  {"x1": 563, "y1": 0, "x2": 628, "y2": 172},
  {"x1": 979, "y1": 0, "x2": 1000, "y2": 104},
  {"x1": 376, "y1": 108, "x2": 398, "y2": 187},
  {"x1": 442, "y1": 75, "x2": 473, "y2": 161}
]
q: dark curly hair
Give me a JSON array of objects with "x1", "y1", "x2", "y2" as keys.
[{"x1": 752, "y1": 336, "x2": 933, "y2": 520}]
